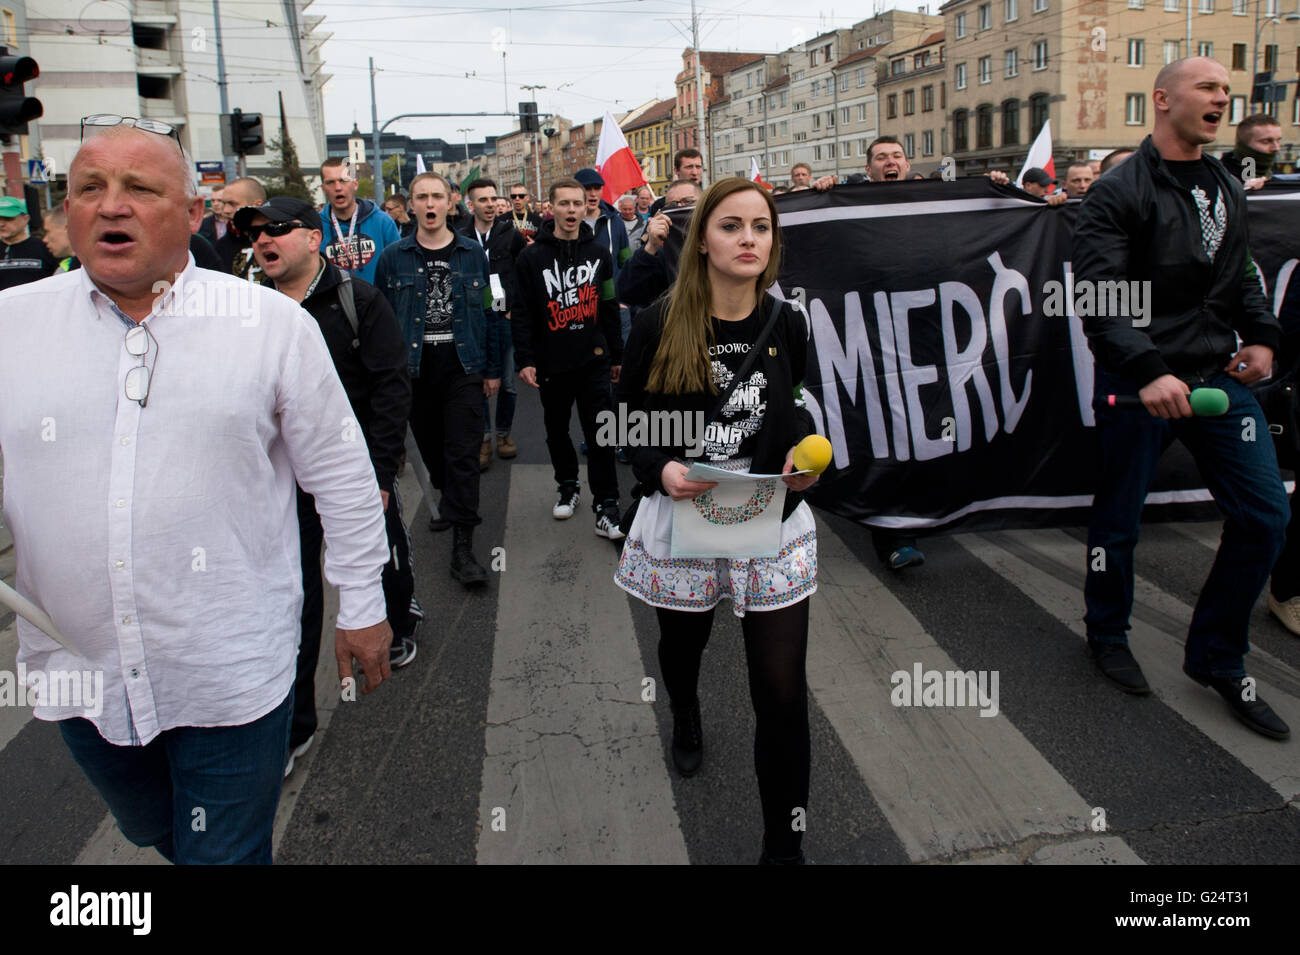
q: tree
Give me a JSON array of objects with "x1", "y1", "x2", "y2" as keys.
[{"x1": 263, "y1": 92, "x2": 313, "y2": 202}]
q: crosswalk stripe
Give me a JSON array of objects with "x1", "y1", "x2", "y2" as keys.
[
  {"x1": 1164, "y1": 520, "x2": 1225, "y2": 552},
  {"x1": 959, "y1": 529, "x2": 1300, "y2": 801},
  {"x1": 475, "y1": 464, "x2": 688, "y2": 864},
  {"x1": 808, "y1": 516, "x2": 1144, "y2": 864}
]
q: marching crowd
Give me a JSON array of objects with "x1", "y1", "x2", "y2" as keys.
[{"x1": 0, "y1": 54, "x2": 1297, "y2": 865}]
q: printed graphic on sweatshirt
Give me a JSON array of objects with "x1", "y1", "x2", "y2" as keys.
[
  {"x1": 542, "y1": 257, "x2": 603, "y2": 332},
  {"x1": 1190, "y1": 185, "x2": 1226, "y2": 262},
  {"x1": 703, "y1": 344, "x2": 768, "y2": 460},
  {"x1": 324, "y1": 233, "x2": 378, "y2": 272}
]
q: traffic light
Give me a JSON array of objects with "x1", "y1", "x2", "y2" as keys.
[
  {"x1": 0, "y1": 47, "x2": 42, "y2": 137},
  {"x1": 1250, "y1": 71, "x2": 1288, "y2": 104},
  {"x1": 519, "y1": 101, "x2": 539, "y2": 134},
  {"x1": 229, "y1": 108, "x2": 264, "y2": 156}
]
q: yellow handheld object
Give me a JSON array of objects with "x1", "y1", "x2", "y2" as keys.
[{"x1": 792, "y1": 434, "x2": 833, "y2": 475}]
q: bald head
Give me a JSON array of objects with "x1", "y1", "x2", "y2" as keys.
[
  {"x1": 1152, "y1": 56, "x2": 1231, "y2": 157},
  {"x1": 70, "y1": 125, "x2": 197, "y2": 198}
]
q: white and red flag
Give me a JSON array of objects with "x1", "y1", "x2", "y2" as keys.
[
  {"x1": 1017, "y1": 119, "x2": 1055, "y2": 188},
  {"x1": 596, "y1": 110, "x2": 648, "y2": 205},
  {"x1": 749, "y1": 156, "x2": 771, "y2": 189}
]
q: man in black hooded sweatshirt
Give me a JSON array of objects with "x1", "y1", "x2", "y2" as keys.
[{"x1": 514, "y1": 178, "x2": 624, "y2": 539}]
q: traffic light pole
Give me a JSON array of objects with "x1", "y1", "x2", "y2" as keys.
[
  {"x1": 211, "y1": 0, "x2": 235, "y2": 182},
  {"x1": 369, "y1": 110, "x2": 532, "y2": 205}
]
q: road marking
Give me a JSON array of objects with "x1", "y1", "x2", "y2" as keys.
[
  {"x1": 808, "y1": 517, "x2": 1143, "y2": 863},
  {"x1": 961, "y1": 529, "x2": 1300, "y2": 801},
  {"x1": 476, "y1": 465, "x2": 688, "y2": 864}
]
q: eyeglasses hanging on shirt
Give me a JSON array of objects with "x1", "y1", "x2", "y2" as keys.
[{"x1": 124, "y1": 322, "x2": 160, "y2": 409}]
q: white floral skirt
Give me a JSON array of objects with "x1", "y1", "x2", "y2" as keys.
[{"x1": 614, "y1": 487, "x2": 818, "y2": 617}]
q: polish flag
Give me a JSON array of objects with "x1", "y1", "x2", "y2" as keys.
[
  {"x1": 750, "y1": 156, "x2": 771, "y2": 190},
  {"x1": 596, "y1": 110, "x2": 648, "y2": 205},
  {"x1": 415, "y1": 154, "x2": 427, "y2": 175},
  {"x1": 1017, "y1": 119, "x2": 1055, "y2": 188}
]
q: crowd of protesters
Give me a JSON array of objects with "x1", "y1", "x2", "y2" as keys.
[{"x1": 1, "y1": 56, "x2": 1297, "y2": 866}]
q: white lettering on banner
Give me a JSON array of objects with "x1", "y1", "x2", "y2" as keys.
[{"x1": 792, "y1": 252, "x2": 1035, "y2": 468}]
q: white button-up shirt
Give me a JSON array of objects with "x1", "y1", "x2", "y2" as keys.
[{"x1": 0, "y1": 259, "x2": 389, "y2": 745}]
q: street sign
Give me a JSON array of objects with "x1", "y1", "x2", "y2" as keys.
[
  {"x1": 196, "y1": 161, "x2": 226, "y2": 185},
  {"x1": 27, "y1": 158, "x2": 45, "y2": 183}
]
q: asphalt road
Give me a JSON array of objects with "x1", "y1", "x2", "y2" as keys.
[{"x1": 2, "y1": 384, "x2": 1299, "y2": 866}]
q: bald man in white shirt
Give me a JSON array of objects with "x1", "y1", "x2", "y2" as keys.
[{"x1": 0, "y1": 120, "x2": 392, "y2": 864}]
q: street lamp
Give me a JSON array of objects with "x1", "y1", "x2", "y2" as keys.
[
  {"x1": 1253, "y1": 0, "x2": 1300, "y2": 85},
  {"x1": 457, "y1": 127, "x2": 474, "y2": 162}
]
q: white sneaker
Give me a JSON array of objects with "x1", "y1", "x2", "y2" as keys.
[
  {"x1": 284, "y1": 733, "x2": 314, "y2": 778},
  {"x1": 594, "y1": 504, "x2": 625, "y2": 541},
  {"x1": 1268, "y1": 592, "x2": 1300, "y2": 636},
  {"x1": 553, "y1": 483, "x2": 580, "y2": 519}
]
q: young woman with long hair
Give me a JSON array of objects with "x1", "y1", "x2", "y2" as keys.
[{"x1": 614, "y1": 178, "x2": 819, "y2": 864}]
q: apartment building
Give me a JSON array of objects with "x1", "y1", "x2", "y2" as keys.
[
  {"x1": 671, "y1": 47, "x2": 765, "y2": 172},
  {"x1": 27, "y1": 0, "x2": 329, "y2": 184},
  {"x1": 703, "y1": 10, "x2": 945, "y2": 187},
  {"x1": 874, "y1": 31, "x2": 948, "y2": 175},
  {"x1": 941, "y1": 0, "x2": 1300, "y2": 174},
  {"x1": 623, "y1": 97, "x2": 675, "y2": 193}
]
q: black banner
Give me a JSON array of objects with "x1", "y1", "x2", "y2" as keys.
[{"x1": 770, "y1": 178, "x2": 1300, "y2": 533}]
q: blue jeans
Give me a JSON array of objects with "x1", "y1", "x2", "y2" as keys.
[
  {"x1": 1084, "y1": 368, "x2": 1288, "y2": 677},
  {"x1": 483, "y1": 322, "x2": 517, "y2": 437},
  {"x1": 58, "y1": 689, "x2": 293, "y2": 864}
]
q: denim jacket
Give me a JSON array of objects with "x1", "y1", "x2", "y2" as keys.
[{"x1": 373, "y1": 231, "x2": 503, "y2": 380}]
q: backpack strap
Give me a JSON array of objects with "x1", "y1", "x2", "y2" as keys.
[{"x1": 336, "y1": 269, "x2": 360, "y2": 349}]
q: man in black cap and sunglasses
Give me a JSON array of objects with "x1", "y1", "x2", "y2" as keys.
[{"x1": 239, "y1": 197, "x2": 418, "y2": 774}]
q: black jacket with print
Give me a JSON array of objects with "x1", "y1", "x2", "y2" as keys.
[
  {"x1": 1072, "y1": 134, "x2": 1279, "y2": 387},
  {"x1": 513, "y1": 219, "x2": 622, "y2": 376},
  {"x1": 618, "y1": 293, "x2": 814, "y2": 519}
]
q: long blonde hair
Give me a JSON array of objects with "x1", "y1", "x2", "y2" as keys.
[{"x1": 648, "y1": 179, "x2": 783, "y2": 394}]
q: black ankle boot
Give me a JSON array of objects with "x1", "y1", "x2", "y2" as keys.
[
  {"x1": 757, "y1": 843, "x2": 807, "y2": 865},
  {"x1": 670, "y1": 698, "x2": 703, "y2": 777},
  {"x1": 450, "y1": 525, "x2": 488, "y2": 586}
]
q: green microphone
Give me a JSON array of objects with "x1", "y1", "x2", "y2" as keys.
[{"x1": 1095, "y1": 387, "x2": 1229, "y2": 416}]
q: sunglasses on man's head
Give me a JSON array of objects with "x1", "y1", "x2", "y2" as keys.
[
  {"x1": 246, "y1": 221, "x2": 310, "y2": 241},
  {"x1": 81, "y1": 114, "x2": 184, "y2": 153}
]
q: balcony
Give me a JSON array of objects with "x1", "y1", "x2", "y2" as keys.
[
  {"x1": 136, "y1": 48, "x2": 181, "y2": 76},
  {"x1": 132, "y1": 1, "x2": 177, "y2": 26}
]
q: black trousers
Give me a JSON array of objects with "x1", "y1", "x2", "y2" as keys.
[
  {"x1": 294, "y1": 482, "x2": 415, "y2": 749},
  {"x1": 539, "y1": 360, "x2": 619, "y2": 509},
  {"x1": 409, "y1": 343, "x2": 485, "y2": 528},
  {"x1": 1272, "y1": 489, "x2": 1300, "y2": 600}
]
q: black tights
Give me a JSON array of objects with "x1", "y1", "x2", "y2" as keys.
[{"x1": 655, "y1": 599, "x2": 811, "y2": 858}]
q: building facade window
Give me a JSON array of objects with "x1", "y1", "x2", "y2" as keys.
[
  {"x1": 976, "y1": 105, "x2": 993, "y2": 148},
  {"x1": 856, "y1": 67, "x2": 867, "y2": 87},
  {"x1": 1232, "y1": 43, "x2": 1247, "y2": 69},
  {"x1": 979, "y1": 56, "x2": 992, "y2": 83},
  {"x1": 922, "y1": 85, "x2": 935, "y2": 111},
  {"x1": 887, "y1": 94, "x2": 898, "y2": 118},
  {"x1": 1125, "y1": 93, "x2": 1146, "y2": 125},
  {"x1": 1264, "y1": 44, "x2": 1279, "y2": 72},
  {"x1": 840, "y1": 74, "x2": 850, "y2": 91},
  {"x1": 1033, "y1": 0, "x2": 1047, "y2": 10},
  {"x1": 842, "y1": 106, "x2": 852, "y2": 123},
  {"x1": 956, "y1": 12, "x2": 968, "y2": 37},
  {"x1": 922, "y1": 130, "x2": 935, "y2": 155},
  {"x1": 1002, "y1": 98, "x2": 1020, "y2": 144},
  {"x1": 1197, "y1": 0, "x2": 1212, "y2": 12},
  {"x1": 1165, "y1": 0, "x2": 1178, "y2": 8},
  {"x1": 979, "y1": 3, "x2": 991, "y2": 30},
  {"x1": 1164, "y1": 40, "x2": 1181, "y2": 65},
  {"x1": 1128, "y1": 39, "x2": 1145, "y2": 67},
  {"x1": 903, "y1": 133, "x2": 915, "y2": 157},
  {"x1": 1006, "y1": 0, "x2": 1018, "y2": 20},
  {"x1": 956, "y1": 63, "x2": 968, "y2": 89},
  {"x1": 892, "y1": 58, "x2": 906, "y2": 75},
  {"x1": 1006, "y1": 49, "x2": 1018, "y2": 77},
  {"x1": 904, "y1": 90, "x2": 915, "y2": 115},
  {"x1": 1229, "y1": 95, "x2": 1246, "y2": 124},
  {"x1": 954, "y1": 109, "x2": 969, "y2": 151},
  {"x1": 1029, "y1": 92, "x2": 1049, "y2": 136},
  {"x1": 1033, "y1": 40, "x2": 1048, "y2": 70},
  {"x1": 858, "y1": 103, "x2": 868, "y2": 121},
  {"x1": 1198, "y1": 41, "x2": 1213, "y2": 57}
]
